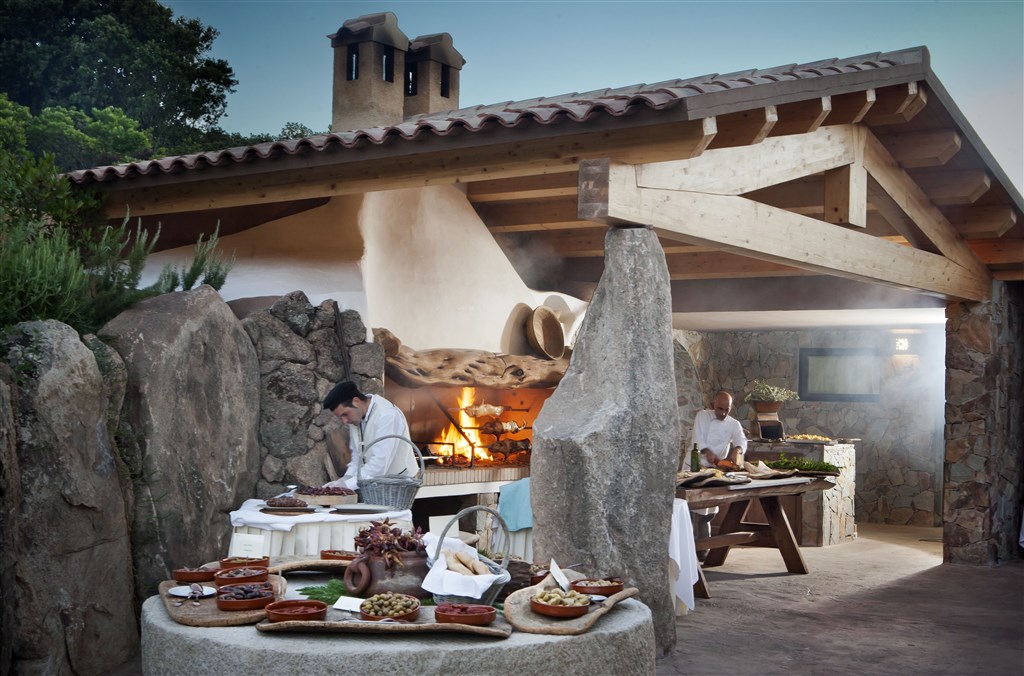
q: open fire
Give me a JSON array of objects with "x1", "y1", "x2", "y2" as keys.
[{"x1": 431, "y1": 388, "x2": 532, "y2": 466}]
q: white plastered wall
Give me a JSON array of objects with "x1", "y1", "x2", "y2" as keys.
[{"x1": 139, "y1": 185, "x2": 587, "y2": 352}]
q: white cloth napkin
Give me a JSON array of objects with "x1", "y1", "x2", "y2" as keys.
[
  {"x1": 421, "y1": 533, "x2": 501, "y2": 599},
  {"x1": 229, "y1": 498, "x2": 411, "y2": 532},
  {"x1": 668, "y1": 498, "x2": 698, "y2": 612}
]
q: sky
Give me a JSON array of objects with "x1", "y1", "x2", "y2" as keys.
[{"x1": 160, "y1": 0, "x2": 1023, "y2": 192}]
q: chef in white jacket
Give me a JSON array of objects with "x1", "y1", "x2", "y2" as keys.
[{"x1": 322, "y1": 381, "x2": 418, "y2": 491}]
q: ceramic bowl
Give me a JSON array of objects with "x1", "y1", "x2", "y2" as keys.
[
  {"x1": 218, "y1": 556, "x2": 270, "y2": 570},
  {"x1": 213, "y1": 566, "x2": 269, "y2": 587},
  {"x1": 569, "y1": 577, "x2": 625, "y2": 596},
  {"x1": 265, "y1": 599, "x2": 328, "y2": 622},
  {"x1": 529, "y1": 570, "x2": 549, "y2": 586},
  {"x1": 215, "y1": 582, "x2": 276, "y2": 612},
  {"x1": 172, "y1": 567, "x2": 216, "y2": 584},
  {"x1": 320, "y1": 549, "x2": 358, "y2": 561},
  {"x1": 359, "y1": 594, "x2": 420, "y2": 622},
  {"x1": 434, "y1": 603, "x2": 497, "y2": 626},
  {"x1": 530, "y1": 597, "x2": 590, "y2": 619}
]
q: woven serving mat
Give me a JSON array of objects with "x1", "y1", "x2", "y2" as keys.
[
  {"x1": 503, "y1": 579, "x2": 639, "y2": 636},
  {"x1": 256, "y1": 606, "x2": 511, "y2": 638},
  {"x1": 159, "y1": 575, "x2": 287, "y2": 627}
]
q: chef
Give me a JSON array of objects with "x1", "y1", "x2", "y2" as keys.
[
  {"x1": 689, "y1": 391, "x2": 749, "y2": 560},
  {"x1": 322, "y1": 381, "x2": 418, "y2": 491}
]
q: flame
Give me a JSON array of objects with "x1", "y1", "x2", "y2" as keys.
[{"x1": 435, "y1": 388, "x2": 492, "y2": 463}]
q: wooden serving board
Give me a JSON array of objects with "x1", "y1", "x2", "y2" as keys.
[
  {"x1": 256, "y1": 607, "x2": 511, "y2": 638},
  {"x1": 266, "y1": 556, "x2": 351, "y2": 574},
  {"x1": 503, "y1": 581, "x2": 639, "y2": 636},
  {"x1": 159, "y1": 575, "x2": 287, "y2": 627}
]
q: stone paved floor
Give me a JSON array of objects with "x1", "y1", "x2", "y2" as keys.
[{"x1": 657, "y1": 523, "x2": 1024, "y2": 675}]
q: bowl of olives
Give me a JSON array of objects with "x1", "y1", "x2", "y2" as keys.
[
  {"x1": 219, "y1": 556, "x2": 270, "y2": 570},
  {"x1": 265, "y1": 599, "x2": 328, "y2": 623},
  {"x1": 569, "y1": 577, "x2": 624, "y2": 596},
  {"x1": 530, "y1": 588, "x2": 591, "y2": 618},
  {"x1": 213, "y1": 566, "x2": 268, "y2": 587},
  {"x1": 215, "y1": 582, "x2": 276, "y2": 611},
  {"x1": 172, "y1": 566, "x2": 216, "y2": 584},
  {"x1": 359, "y1": 592, "x2": 420, "y2": 622}
]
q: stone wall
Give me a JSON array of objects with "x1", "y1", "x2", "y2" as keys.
[
  {"x1": 944, "y1": 281, "x2": 1023, "y2": 565},
  {"x1": 675, "y1": 327, "x2": 946, "y2": 527}
]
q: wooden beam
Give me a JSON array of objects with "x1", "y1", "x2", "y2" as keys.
[
  {"x1": 884, "y1": 129, "x2": 962, "y2": 168},
  {"x1": 867, "y1": 179, "x2": 939, "y2": 253},
  {"x1": 99, "y1": 118, "x2": 717, "y2": 218},
  {"x1": 967, "y1": 240, "x2": 1024, "y2": 266},
  {"x1": 823, "y1": 163, "x2": 867, "y2": 227},
  {"x1": 862, "y1": 82, "x2": 927, "y2": 126},
  {"x1": 769, "y1": 97, "x2": 831, "y2": 137},
  {"x1": 636, "y1": 125, "x2": 860, "y2": 195},
  {"x1": 467, "y1": 172, "x2": 579, "y2": 203},
  {"x1": 913, "y1": 170, "x2": 992, "y2": 205},
  {"x1": 475, "y1": 196, "x2": 578, "y2": 227},
  {"x1": 862, "y1": 130, "x2": 991, "y2": 279},
  {"x1": 994, "y1": 270, "x2": 1024, "y2": 281},
  {"x1": 584, "y1": 160, "x2": 991, "y2": 300},
  {"x1": 497, "y1": 229, "x2": 714, "y2": 258},
  {"x1": 706, "y1": 106, "x2": 777, "y2": 149},
  {"x1": 825, "y1": 89, "x2": 876, "y2": 125},
  {"x1": 948, "y1": 206, "x2": 1018, "y2": 239},
  {"x1": 564, "y1": 251, "x2": 808, "y2": 282}
]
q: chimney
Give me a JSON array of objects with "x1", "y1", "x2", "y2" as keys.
[
  {"x1": 404, "y1": 33, "x2": 465, "y2": 118},
  {"x1": 328, "y1": 12, "x2": 410, "y2": 132}
]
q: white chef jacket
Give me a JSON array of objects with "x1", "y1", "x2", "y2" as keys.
[
  {"x1": 690, "y1": 409, "x2": 748, "y2": 467},
  {"x1": 328, "y1": 394, "x2": 417, "y2": 491}
]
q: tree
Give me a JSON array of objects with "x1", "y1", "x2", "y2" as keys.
[{"x1": 0, "y1": 0, "x2": 237, "y2": 152}]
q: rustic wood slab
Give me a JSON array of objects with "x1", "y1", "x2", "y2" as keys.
[
  {"x1": 255, "y1": 606, "x2": 512, "y2": 638},
  {"x1": 158, "y1": 575, "x2": 287, "y2": 627},
  {"x1": 502, "y1": 582, "x2": 639, "y2": 635},
  {"x1": 266, "y1": 557, "x2": 351, "y2": 574}
]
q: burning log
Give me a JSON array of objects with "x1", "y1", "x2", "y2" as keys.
[{"x1": 373, "y1": 328, "x2": 568, "y2": 389}]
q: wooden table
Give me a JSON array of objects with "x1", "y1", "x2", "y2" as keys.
[{"x1": 676, "y1": 477, "x2": 836, "y2": 598}]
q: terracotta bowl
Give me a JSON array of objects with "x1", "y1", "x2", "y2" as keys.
[
  {"x1": 172, "y1": 567, "x2": 216, "y2": 584},
  {"x1": 359, "y1": 595, "x2": 421, "y2": 622},
  {"x1": 529, "y1": 570, "x2": 549, "y2": 586},
  {"x1": 320, "y1": 549, "x2": 358, "y2": 561},
  {"x1": 434, "y1": 603, "x2": 497, "y2": 626},
  {"x1": 570, "y1": 577, "x2": 625, "y2": 596},
  {"x1": 265, "y1": 599, "x2": 328, "y2": 623},
  {"x1": 213, "y1": 566, "x2": 269, "y2": 587},
  {"x1": 215, "y1": 582, "x2": 276, "y2": 612},
  {"x1": 219, "y1": 556, "x2": 270, "y2": 570},
  {"x1": 530, "y1": 597, "x2": 590, "y2": 619}
]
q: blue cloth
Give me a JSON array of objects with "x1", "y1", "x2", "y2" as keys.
[{"x1": 498, "y1": 478, "x2": 532, "y2": 531}]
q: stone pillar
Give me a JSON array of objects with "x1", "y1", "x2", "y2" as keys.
[
  {"x1": 532, "y1": 225, "x2": 680, "y2": 655},
  {"x1": 944, "y1": 280, "x2": 1023, "y2": 564}
]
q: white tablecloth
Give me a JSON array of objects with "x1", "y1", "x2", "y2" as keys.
[
  {"x1": 668, "y1": 498, "x2": 699, "y2": 614},
  {"x1": 228, "y1": 499, "x2": 413, "y2": 557}
]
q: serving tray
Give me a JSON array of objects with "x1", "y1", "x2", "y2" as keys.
[
  {"x1": 159, "y1": 575, "x2": 287, "y2": 627},
  {"x1": 503, "y1": 581, "x2": 639, "y2": 636},
  {"x1": 255, "y1": 606, "x2": 511, "y2": 638}
]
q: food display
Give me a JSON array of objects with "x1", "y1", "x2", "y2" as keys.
[
  {"x1": 216, "y1": 581, "x2": 276, "y2": 611},
  {"x1": 530, "y1": 588, "x2": 591, "y2": 618},
  {"x1": 172, "y1": 566, "x2": 216, "y2": 583},
  {"x1": 359, "y1": 592, "x2": 421, "y2": 621},
  {"x1": 294, "y1": 485, "x2": 357, "y2": 506},
  {"x1": 219, "y1": 556, "x2": 270, "y2": 569},
  {"x1": 766, "y1": 453, "x2": 840, "y2": 473},
  {"x1": 265, "y1": 496, "x2": 308, "y2": 508},
  {"x1": 713, "y1": 459, "x2": 742, "y2": 471},
  {"x1": 265, "y1": 599, "x2": 328, "y2": 623},
  {"x1": 787, "y1": 434, "x2": 833, "y2": 442},
  {"x1": 434, "y1": 602, "x2": 497, "y2": 626},
  {"x1": 214, "y1": 566, "x2": 268, "y2": 586},
  {"x1": 570, "y1": 578, "x2": 625, "y2": 596},
  {"x1": 443, "y1": 549, "x2": 491, "y2": 576},
  {"x1": 295, "y1": 486, "x2": 357, "y2": 496}
]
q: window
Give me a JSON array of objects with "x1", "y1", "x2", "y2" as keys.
[
  {"x1": 382, "y1": 46, "x2": 395, "y2": 83},
  {"x1": 405, "y1": 61, "x2": 418, "y2": 96},
  {"x1": 441, "y1": 64, "x2": 451, "y2": 98},
  {"x1": 798, "y1": 348, "x2": 881, "y2": 402},
  {"x1": 346, "y1": 44, "x2": 359, "y2": 81}
]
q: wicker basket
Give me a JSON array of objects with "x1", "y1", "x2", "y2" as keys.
[
  {"x1": 357, "y1": 435, "x2": 425, "y2": 511},
  {"x1": 429, "y1": 505, "x2": 511, "y2": 606}
]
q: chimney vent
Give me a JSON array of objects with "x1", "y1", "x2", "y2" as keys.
[{"x1": 404, "y1": 33, "x2": 465, "y2": 118}]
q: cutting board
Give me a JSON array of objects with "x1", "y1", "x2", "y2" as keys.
[
  {"x1": 159, "y1": 575, "x2": 286, "y2": 627},
  {"x1": 256, "y1": 606, "x2": 512, "y2": 638},
  {"x1": 503, "y1": 580, "x2": 638, "y2": 635}
]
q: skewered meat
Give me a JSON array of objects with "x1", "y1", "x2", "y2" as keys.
[
  {"x1": 481, "y1": 420, "x2": 526, "y2": 436},
  {"x1": 463, "y1": 403, "x2": 505, "y2": 418},
  {"x1": 487, "y1": 439, "x2": 532, "y2": 456}
]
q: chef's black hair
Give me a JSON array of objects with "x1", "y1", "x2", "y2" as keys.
[{"x1": 323, "y1": 381, "x2": 366, "y2": 411}]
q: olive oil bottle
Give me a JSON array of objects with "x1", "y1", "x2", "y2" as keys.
[{"x1": 690, "y1": 443, "x2": 701, "y2": 471}]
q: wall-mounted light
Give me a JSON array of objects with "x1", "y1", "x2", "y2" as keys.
[
  {"x1": 894, "y1": 336, "x2": 911, "y2": 352},
  {"x1": 890, "y1": 329, "x2": 921, "y2": 355}
]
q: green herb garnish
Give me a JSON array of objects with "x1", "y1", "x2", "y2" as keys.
[
  {"x1": 765, "y1": 453, "x2": 840, "y2": 473},
  {"x1": 298, "y1": 578, "x2": 347, "y2": 604}
]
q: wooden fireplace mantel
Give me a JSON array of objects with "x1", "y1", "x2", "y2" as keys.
[{"x1": 373, "y1": 328, "x2": 568, "y2": 389}]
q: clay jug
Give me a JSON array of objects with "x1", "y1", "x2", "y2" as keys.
[{"x1": 343, "y1": 550, "x2": 431, "y2": 599}]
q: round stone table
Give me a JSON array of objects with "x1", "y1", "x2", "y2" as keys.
[{"x1": 141, "y1": 594, "x2": 655, "y2": 675}]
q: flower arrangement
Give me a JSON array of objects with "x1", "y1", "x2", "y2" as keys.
[
  {"x1": 352, "y1": 518, "x2": 426, "y2": 569},
  {"x1": 744, "y1": 379, "x2": 799, "y2": 403}
]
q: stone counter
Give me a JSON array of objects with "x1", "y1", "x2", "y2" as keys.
[
  {"x1": 140, "y1": 594, "x2": 656, "y2": 676},
  {"x1": 746, "y1": 442, "x2": 856, "y2": 546}
]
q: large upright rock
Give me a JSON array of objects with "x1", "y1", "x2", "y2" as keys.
[
  {"x1": 100, "y1": 286, "x2": 260, "y2": 598},
  {"x1": 1, "y1": 321, "x2": 138, "y2": 674},
  {"x1": 531, "y1": 226, "x2": 680, "y2": 655}
]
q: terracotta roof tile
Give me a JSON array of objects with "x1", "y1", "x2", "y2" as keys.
[{"x1": 67, "y1": 47, "x2": 927, "y2": 185}]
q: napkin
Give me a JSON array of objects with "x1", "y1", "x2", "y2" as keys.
[{"x1": 421, "y1": 533, "x2": 501, "y2": 599}]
